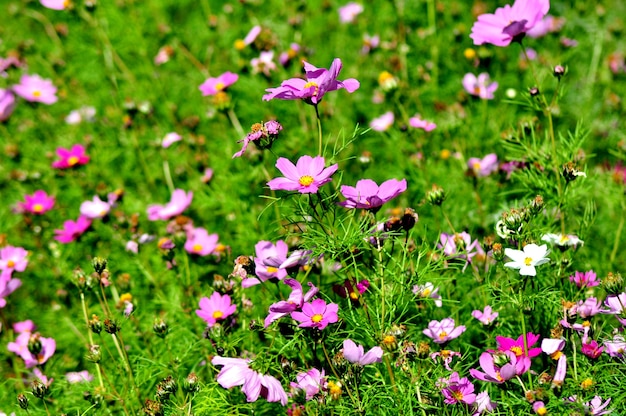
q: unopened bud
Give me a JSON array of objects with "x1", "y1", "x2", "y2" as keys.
[
  {"x1": 553, "y1": 65, "x2": 565, "y2": 79},
  {"x1": 529, "y1": 86, "x2": 540, "y2": 97},
  {"x1": 401, "y1": 208, "x2": 419, "y2": 231},
  {"x1": 92, "y1": 257, "x2": 108, "y2": 275},
  {"x1": 103, "y1": 319, "x2": 120, "y2": 335},
  {"x1": 426, "y1": 184, "x2": 446, "y2": 206},
  {"x1": 28, "y1": 333, "x2": 42, "y2": 356},
  {"x1": 153, "y1": 318, "x2": 169, "y2": 339},
  {"x1": 32, "y1": 379, "x2": 48, "y2": 399},
  {"x1": 89, "y1": 315, "x2": 103, "y2": 334},
  {"x1": 183, "y1": 373, "x2": 200, "y2": 394},
  {"x1": 492, "y1": 243, "x2": 504, "y2": 261},
  {"x1": 156, "y1": 376, "x2": 177, "y2": 403},
  {"x1": 17, "y1": 393, "x2": 29, "y2": 410},
  {"x1": 86, "y1": 344, "x2": 102, "y2": 363},
  {"x1": 603, "y1": 272, "x2": 624, "y2": 295},
  {"x1": 529, "y1": 195, "x2": 544, "y2": 215}
]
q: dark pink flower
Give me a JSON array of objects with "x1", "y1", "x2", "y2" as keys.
[
  {"x1": 469, "y1": 0, "x2": 550, "y2": 47},
  {"x1": 51, "y1": 144, "x2": 90, "y2": 169},
  {"x1": 196, "y1": 292, "x2": 237, "y2": 327},
  {"x1": 0, "y1": 88, "x2": 16, "y2": 121},
  {"x1": 18, "y1": 190, "x2": 55, "y2": 215},
  {"x1": 339, "y1": 178, "x2": 407, "y2": 210},
  {"x1": 423, "y1": 318, "x2": 466, "y2": 344},
  {"x1": 264, "y1": 278, "x2": 318, "y2": 327},
  {"x1": 199, "y1": 72, "x2": 239, "y2": 96},
  {"x1": 342, "y1": 339, "x2": 383, "y2": 365},
  {"x1": 440, "y1": 372, "x2": 476, "y2": 405},
  {"x1": 13, "y1": 74, "x2": 58, "y2": 104},
  {"x1": 291, "y1": 298, "x2": 339, "y2": 330},
  {"x1": 53, "y1": 215, "x2": 92, "y2": 243},
  {"x1": 147, "y1": 189, "x2": 193, "y2": 221},
  {"x1": 569, "y1": 270, "x2": 599, "y2": 288},
  {"x1": 263, "y1": 58, "x2": 359, "y2": 105},
  {"x1": 267, "y1": 156, "x2": 338, "y2": 194},
  {"x1": 495, "y1": 332, "x2": 541, "y2": 373},
  {"x1": 184, "y1": 227, "x2": 219, "y2": 256},
  {"x1": 581, "y1": 340, "x2": 604, "y2": 359}
]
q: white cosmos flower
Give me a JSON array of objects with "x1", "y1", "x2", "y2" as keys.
[{"x1": 503, "y1": 243, "x2": 550, "y2": 276}]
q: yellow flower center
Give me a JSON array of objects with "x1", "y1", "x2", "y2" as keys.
[
  {"x1": 496, "y1": 371, "x2": 503, "y2": 382},
  {"x1": 464, "y1": 48, "x2": 476, "y2": 60},
  {"x1": 33, "y1": 90, "x2": 41, "y2": 98},
  {"x1": 299, "y1": 175, "x2": 314, "y2": 186},
  {"x1": 303, "y1": 81, "x2": 319, "y2": 95},
  {"x1": 441, "y1": 350, "x2": 450, "y2": 358},
  {"x1": 120, "y1": 293, "x2": 133, "y2": 303},
  {"x1": 7, "y1": 260, "x2": 15, "y2": 268},
  {"x1": 473, "y1": 161, "x2": 481, "y2": 171},
  {"x1": 266, "y1": 266, "x2": 278, "y2": 273},
  {"x1": 311, "y1": 314, "x2": 323, "y2": 323},
  {"x1": 212, "y1": 310, "x2": 224, "y2": 319},
  {"x1": 537, "y1": 407, "x2": 547, "y2": 416},
  {"x1": 440, "y1": 149, "x2": 451, "y2": 159},
  {"x1": 452, "y1": 390, "x2": 464, "y2": 401},
  {"x1": 524, "y1": 257, "x2": 533, "y2": 266},
  {"x1": 383, "y1": 335, "x2": 395, "y2": 345},
  {"x1": 349, "y1": 291, "x2": 359, "y2": 300},
  {"x1": 234, "y1": 39, "x2": 246, "y2": 50},
  {"x1": 250, "y1": 122, "x2": 263, "y2": 132},
  {"x1": 33, "y1": 203, "x2": 43, "y2": 213},
  {"x1": 438, "y1": 331, "x2": 448, "y2": 340},
  {"x1": 550, "y1": 351, "x2": 562, "y2": 360},
  {"x1": 63, "y1": 0, "x2": 70, "y2": 7},
  {"x1": 510, "y1": 346, "x2": 523, "y2": 356},
  {"x1": 192, "y1": 244, "x2": 203, "y2": 252},
  {"x1": 582, "y1": 320, "x2": 590, "y2": 327},
  {"x1": 421, "y1": 288, "x2": 431, "y2": 296},
  {"x1": 559, "y1": 235, "x2": 570, "y2": 243},
  {"x1": 215, "y1": 82, "x2": 225, "y2": 91},
  {"x1": 473, "y1": 86, "x2": 481, "y2": 94},
  {"x1": 378, "y1": 71, "x2": 394, "y2": 85},
  {"x1": 68, "y1": 156, "x2": 79, "y2": 166},
  {"x1": 581, "y1": 378, "x2": 594, "y2": 389}
]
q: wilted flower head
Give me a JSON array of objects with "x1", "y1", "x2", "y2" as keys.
[
  {"x1": 290, "y1": 368, "x2": 326, "y2": 400},
  {"x1": 463, "y1": 73, "x2": 498, "y2": 99},
  {"x1": 13, "y1": 74, "x2": 58, "y2": 104},
  {"x1": 263, "y1": 58, "x2": 360, "y2": 105},
  {"x1": 199, "y1": 72, "x2": 239, "y2": 96},
  {"x1": 267, "y1": 156, "x2": 338, "y2": 194},
  {"x1": 233, "y1": 120, "x2": 282, "y2": 158},
  {"x1": 51, "y1": 144, "x2": 90, "y2": 169},
  {"x1": 339, "y1": 178, "x2": 407, "y2": 210}
]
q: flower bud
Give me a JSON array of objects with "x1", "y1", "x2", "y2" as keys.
[
  {"x1": 603, "y1": 272, "x2": 624, "y2": 295},
  {"x1": 426, "y1": 184, "x2": 446, "y2": 206},
  {"x1": 104, "y1": 319, "x2": 120, "y2": 335},
  {"x1": 89, "y1": 315, "x2": 103, "y2": 334},
  {"x1": 491, "y1": 243, "x2": 504, "y2": 261},
  {"x1": 32, "y1": 379, "x2": 48, "y2": 399},
  {"x1": 528, "y1": 195, "x2": 544, "y2": 215},
  {"x1": 143, "y1": 399, "x2": 164, "y2": 416},
  {"x1": 92, "y1": 257, "x2": 108, "y2": 275},
  {"x1": 86, "y1": 344, "x2": 102, "y2": 363},
  {"x1": 153, "y1": 318, "x2": 169, "y2": 339},
  {"x1": 401, "y1": 208, "x2": 419, "y2": 231},
  {"x1": 553, "y1": 65, "x2": 565, "y2": 79},
  {"x1": 28, "y1": 333, "x2": 42, "y2": 356},
  {"x1": 183, "y1": 372, "x2": 200, "y2": 394},
  {"x1": 156, "y1": 376, "x2": 177, "y2": 403},
  {"x1": 17, "y1": 393, "x2": 29, "y2": 410},
  {"x1": 529, "y1": 86, "x2": 540, "y2": 97}
]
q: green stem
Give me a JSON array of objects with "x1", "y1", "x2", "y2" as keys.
[
  {"x1": 163, "y1": 160, "x2": 175, "y2": 194},
  {"x1": 80, "y1": 293, "x2": 105, "y2": 389},
  {"x1": 519, "y1": 298, "x2": 533, "y2": 390},
  {"x1": 314, "y1": 104, "x2": 323, "y2": 156},
  {"x1": 610, "y1": 200, "x2": 625, "y2": 264}
]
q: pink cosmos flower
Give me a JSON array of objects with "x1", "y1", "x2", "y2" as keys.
[
  {"x1": 581, "y1": 396, "x2": 612, "y2": 415},
  {"x1": 80, "y1": 196, "x2": 111, "y2": 219},
  {"x1": 184, "y1": 227, "x2": 219, "y2": 256},
  {"x1": 469, "y1": 0, "x2": 550, "y2": 47},
  {"x1": 463, "y1": 73, "x2": 498, "y2": 99},
  {"x1": 267, "y1": 156, "x2": 338, "y2": 194},
  {"x1": 472, "y1": 305, "x2": 499, "y2": 325},
  {"x1": 40, "y1": 0, "x2": 68, "y2": 10},
  {"x1": 233, "y1": 120, "x2": 282, "y2": 158},
  {"x1": 361, "y1": 33, "x2": 380, "y2": 54},
  {"x1": 569, "y1": 270, "x2": 599, "y2": 288},
  {"x1": 53, "y1": 215, "x2": 92, "y2": 243},
  {"x1": 440, "y1": 372, "x2": 476, "y2": 406},
  {"x1": 581, "y1": 340, "x2": 604, "y2": 359},
  {"x1": 469, "y1": 350, "x2": 522, "y2": 383},
  {"x1": 576, "y1": 297, "x2": 608, "y2": 319},
  {"x1": 14, "y1": 320, "x2": 35, "y2": 333},
  {"x1": 474, "y1": 391, "x2": 497, "y2": 414},
  {"x1": 241, "y1": 240, "x2": 289, "y2": 288},
  {"x1": 339, "y1": 178, "x2": 407, "y2": 210},
  {"x1": 0, "y1": 274, "x2": 22, "y2": 308},
  {"x1": 409, "y1": 114, "x2": 437, "y2": 131},
  {"x1": 211, "y1": 356, "x2": 288, "y2": 406},
  {"x1": 251, "y1": 51, "x2": 276, "y2": 77},
  {"x1": 533, "y1": 402, "x2": 547, "y2": 415},
  {"x1": 66, "y1": 371, "x2": 93, "y2": 383},
  {"x1": 196, "y1": 292, "x2": 237, "y2": 327},
  {"x1": 263, "y1": 58, "x2": 360, "y2": 105},
  {"x1": 51, "y1": 144, "x2": 90, "y2": 169},
  {"x1": 290, "y1": 368, "x2": 326, "y2": 400},
  {"x1": 604, "y1": 293, "x2": 626, "y2": 326},
  {"x1": 495, "y1": 332, "x2": 541, "y2": 372},
  {"x1": 18, "y1": 190, "x2": 55, "y2": 215},
  {"x1": 468, "y1": 154, "x2": 499, "y2": 177},
  {"x1": 242, "y1": 25, "x2": 262, "y2": 46},
  {"x1": 264, "y1": 278, "x2": 318, "y2": 327},
  {"x1": 423, "y1": 318, "x2": 466, "y2": 344},
  {"x1": 370, "y1": 111, "x2": 394, "y2": 131},
  {"x1": 0, "y1": 246, "x2": 29, "y2": 273},
  {"x1": 199, "y1": 72, "x2": 239, "y2": 96},
  {"x1": 604, "y1": 334, "x2": 626, "y2": 358},
  {"x1": 291, "y1": 298, "x2": 339, "y2": 330},
  {"x1": 342, "y1": 339, "x2": 383, "y2": 365},
  {"x1": 338, "y1": 2, "x2": 363, "y2": 23},
  {"x1": 0, "y1": 88, "x2": 16, "y2": 121},
  {"x1": 8, "y1": 332, "x2": 56, "y2": 368},
  {"x1": 12, "y1": 74, "x2": 58, "y2": 104},
  {"x1": 439, "y1": 232, "x2": 483, "y2": 271},
  {"x1": 333, "y1": 279, "x2": 369, "y2": 301},
  {"x1": 161, "y1": 132, "x2": 182, "y2": 148},
  {"x1": 147, "y1": 189, "x2": 193, "y2": 221},
  {"x1": 279, "y1": 43, "x2": 301, "y2": 66}
]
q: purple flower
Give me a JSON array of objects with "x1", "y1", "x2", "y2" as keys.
[
  {"x1": 463, "y1": 73, "x2": 498, "y2": 99},
  {"x1": 211, "y1": 356, "x2": 288, "y2": 406},
  {"x1": 267, "y1": 156, "x2": 338, "y2": 194},
  {"x1": 342, "y1": 339, "x2": 383, "y2": 365},
  {"x1": 569, "y1": 270, "x2": 599, "y2": 288},
  {"x1": 468, "y1": 154, "x2": 499, "y2": 177},
  {"x1": 339, "y1": 178, "x2": 407, "y2": 210},
  {"x1": 469, "y1": 0, "x2": 550, "y2": 47},
  {"x1": 409, "y1": 114, "x2": 437, "y2": 132},
  {"x1": 264, "y1": 278, "x2": 318, "y2": 327},
  {"x1": 439, "y1": 232, "x2": 482, "y2": 271},
  {"x1": 495, "y1": 332, "x2": 541, "y2": 373},
  {"x1": 473, "y1": 391, "x2": 497, "y2": 414},
  {"x1": 440, "y1": 372, "x2": 476, "y2": 405},
  {"x1": 583, "y1": 396, "x2": 612, "y2": 415},
  {"x1": 13, "y1": 74, "x2": 58, "y2": 104},
  {"x1": 369, "y1": 111, "x2": 394, "y2": 131},
  {"x1": 290, "y1": 368, "x2": 326, "y2": 400},
  {"x1": 184, "y1": 227, "x2": 219, "y2": 256},
  {"x1": 423, "y1": 318, "x2": 466, "y2": 344},
  {"x1": 576, "y1": 297, "x2": 608, "y2": 319},
  {"x1": 472, "y1": 305, "x2": 499, "y2": 325},
  {"x1": 53, "y1": 215, "x2": 92, "y2": 243},
  {"x1": 196, "y1": 292, "x2": 237, "y2": 327},
  {"x1": 291, "y1": 298, "x2": 339, "y2": 330},
  {"x1": 0, "y1": 88, "x2": 16, "y2": 121},
  {"x1": 147, "y1": 189, "x2": 193, "y2": 221},
  {"x1": 263, "y1": 58, "x2": 360, "y2": 105},
  {"x1": 199, "y1": 72, "x2": 238, "y2": 96}
]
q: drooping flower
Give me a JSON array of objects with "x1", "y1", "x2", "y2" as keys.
[
  {"x1": 290, "y1": 368, "x2": 326, "y2": 400},
  {"x1": 440, "y1": 372, "x2": 477, "y2": 406},
  {"x1": 541, "y1": 338, "x2": 567, "y2": 387},
  {"x1": 469, "y1": 0, "x2": 550, "y2": 47},
  {"x1": 291, "y1": 298, "x2": 339, "y2": 330},
  {"x1": 12, "y1": 74, "x2": 58, "y2": 104},
  {"x1": 196, "y1": 292, "x2": 237, "y2": 328},
  {"x1": 264, "y1": 279, "x2": 318, "y2": 327},
  {"x1": 263, "y1": 58, "x2": 360, "y2": 105},
  {"x1": 369, "y1": 111, "x2": 394, "y2": 131},
  {"x1": 503, "y1": 244, "x2": 550, "y2": 276},
  {"x1": 184, "y1": 227, "x2": 219, "y2": 256},
  {"x1": 463, "y1": 73, "x2": 498, "y2": 99},
  {"x1": 339, "y1": 178, "x2": 407, "y2": 210},
  {"x1": 338, "y1": 2, "x2": 363, "y2": 23},
  {"x1": 413, "y1": 282, "x2": 443, "y2": 307},
  {"x1": 0, "y1": 88, "x2": 16, "y2": 121},
  {"x1": 342, "y1": 339, "x2": 383, "y2": 365},
  {"x1": 65, "y1": 106, "x2": 96, "y2": 124},
  {"x1": 161, "y1": 132, "x2": 182, "y2": 148},
  {"x1": 468, "y1": 154, "x2": 499, "y2": 177},
  {"x1": 569, "y1": 270, "x2": 599, "y2": 288},
  {"x1": 199, "y1": 72, "x2": 239, "y2": 96},
  {"x1": 211, "y1": 356, "x2": 288, "y2": 406},
  {"x1": 604, "y1": 292, "x2": 626, "y2": 326},
  {"x1": 40, "y1": 0, "x2": 68, "y2": 10},
  {"x1": 583, "y1": 396, "x2": 612, "y2": 415},
  {"x1": 51, "y1": 144, "x2": 90, "y2": 169},
  {"x1": 147, "y1": 189, "x2": 193, "y2": 221},
  {"x1": 233, "y1": 120, "x2": 282, "y2": 158},
  {"x1": 53, "y1": 215, "x2": 92, "y2": 243},
  {"x1": 423, "y1": 318, "x2": 466, "y2": 344},
  {"x1": 80, "y1": 196, "x2": 111, "y2": 219},
  {"x1": 409, "y1": 114, "x2": 437, "y2": 132},
  {"x1": 267, "y1": 156, "x2": 338, "y2": 194},
  {"x1": 430, "y1": 349, "x2": 462, "y2": 371},
  {"x1": 472, "y1": 305, "x2": 499, "y2": 325}
]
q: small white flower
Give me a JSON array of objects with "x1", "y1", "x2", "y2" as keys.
[
  {"x1": 504, "y1": 243, "x2": 550, "y2": 276},
  {"x1": 541, "y1": 233, "x2": 584, "y2": 248},
  {"x1": 80, "y1": 196, "x2": 111, "y2": 219}
]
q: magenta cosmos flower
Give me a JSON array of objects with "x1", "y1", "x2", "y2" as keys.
[
  {"x1": 291, "y1": 298, "x2": 339, "y2": 330},
  {"x1": 463, "y1": 73, "x2": 498, "y2": 99},
  {"x1": 263, "y1": 58, "x2": 360, "y2": 105},
  {"x1": 470, "y1": 0, "x2": 550, "y2": 47},
  {"x1": 199, "y1": 72, "x2": 239, "y2": 96},
  {"x1": 185, "y1": 227, "x2": 219, "y2": 256},
  {"x1": 19, "y1": 190, "x2": 55, "y2": 215},
  {"x1": 0, "y1": 274, "x2": 22, "y2": 307},
  {"x1": 495, "y1": 332, "x2": 541, "y2": 373},
  {"x1": 267, "y1": 156, "x2": 338, "y2": 194},
  {"x1": 569, "y1": 270, "x2": 599, "y2": 288},
  {"x1": 409, "y1": 114, "x2": 437, "y2": 132},
  {"x1": 342, "y1": 339, "x2": 383, "y2": 365},
  {"x1": 339, "y1": 178, "x2": 407, "y2": 210},
  {"x1": 51, "y1": 144, "x2": 90, "y2": 169},
  {"x1": 147, "y1": 189, "x2": 193, "y2": 221},
  {"x1": 196, "y1": 292, "x2": 237, "y2": 327},
  {"x1": 264, "y1": 278, "x2": 318, "y2": 327},
  {"x1": 211, "y1": 356, "x2": 288, "y2": 406},
  {"x1": 53, "y1": 215, "x2": 92, "y2": 243},
  {"x1": 423, "y1": 318, "x2": 466, "y2": 344},
  {"x1": 440, "y1": 372, "x2": 476, "y2": 406},
  {"x1": 0, "y1": 88, "x2": 16, "y2": 121},
  {"x1": 13, "y1": 74, "x2": 58, "y2": 104}
]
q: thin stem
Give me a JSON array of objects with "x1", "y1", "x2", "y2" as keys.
[
  {"x1": 383, "y1": 355, "x2": 398, "y2": 392},
  {"x1": 163, "y1": 160, "x2": 175, "y2": 194},
  {"x1": 227, "y1": 107, "x2": 245, "y2": 138},
  {"x1": 80, "y1": 293, "x2": 105, "y2": 389},
  {"x1": 314, "y1": 104, "x2": 323, "y2": 156},
  {"x1": 610, "y1": 199, "x2": 625, "y2": 264},
  {"x1": 321, "y1": 342, "x2": 359, "y2": 407},
  {"x1": 519, "y1": 301, "x2": 533, "y2": 390}
]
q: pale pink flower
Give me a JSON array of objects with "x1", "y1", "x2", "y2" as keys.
[
  {"x1": 251, "y1": 51, "x2": 276, "y2": 77},
  {"x1": 409, "y1": 115, "x2": 437, "y2": 131},
  {"x1": 13, "y1": 74, "x2": 58, "y2": 104},
  {"x1": 40, "y1": 0, "x2": 69, "y2": 10},
  {"x1": 370, "y1": 111, "x2": 394, "y2": 131},
  {"x1": 463, "y1": 73, "x2": 498, "y2": 99},
  {"x1": 161, "y1": 132, "x2": 182, "y2": 148},
  {"x1": 0, "y1": 88, "x2": 16, "y2": 121},
  {"x1": 66, "y1": 371, "x2": 93, "y2": 383},
  {"x1": 338, "y1": 2, "x2": 363, "y2": 23},
  {"x1": 80, "y1": 196, "x2": 111, "y2": 219},
  {"x1": 267, "y1": 155, "x2": 338, "y2": 194},
  {"x1": 0, "y1": 246, "x2": 28, "y2": 273},
  {"x1": 290, "y1": 368, "x2": 326, "y2": 400},
  {"x1": 342, "y1": 339, "x2": 383, "y2": 365},
  {"x1": 423, "y1": 318, "x2": 466, "y2": 344},
  {"x1": 468, "y1": 154, "x2": 499, "y2": 177},
  {"x1": 65, "y1": 106, "x2": 96, "y2": 124},
  {"x1": 472, "y1": 305, "x2": 499, "y2": 325},
  {"x1": 184, "y1": 227, "x2": 219, "y2": 256},
  {"x1": 147, "y1": 189, "x2": 193, "y2": 221}
]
